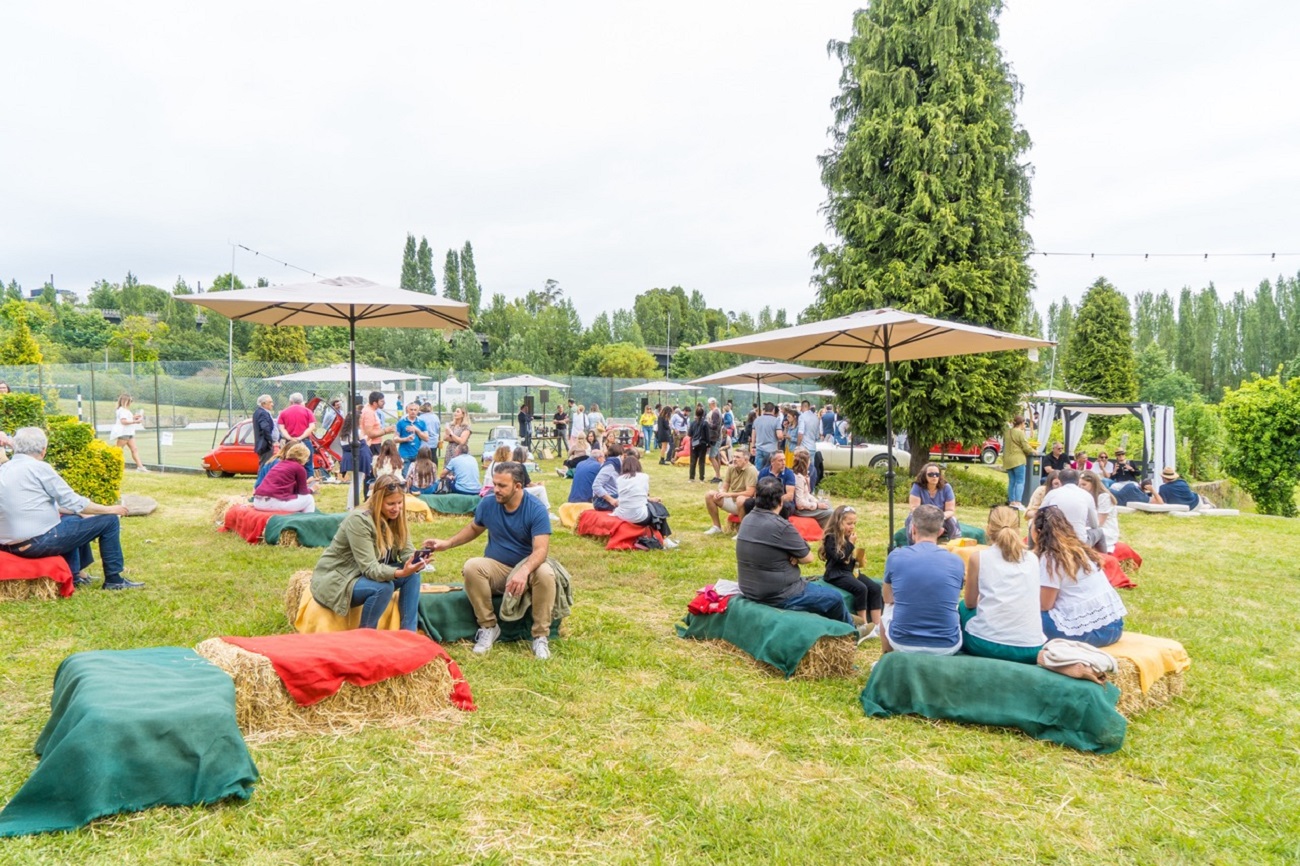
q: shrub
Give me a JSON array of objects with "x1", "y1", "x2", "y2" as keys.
[
  {"x1": 820, "y1": 465, "x2": 1009, "y2": 508},
  {"x1": 57, "y1": 438, "x2": 124, "y2": 504},
  {"x1": 0, "y1": 392, "x2": 44, "y2": 433},
  {"x1": 1220, "y1": 375, "x2": 1300, "y2": 517}
]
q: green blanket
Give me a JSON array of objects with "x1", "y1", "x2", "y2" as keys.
[
  {"x1": 860, "y1": 652, "x2": 1127, "y2": 753},
  {"x1": 418, "y1": 584, "x2": 561, "y2": 643},
  {"x1": 676, "y1": 588, "x2": 856, "y2": 678},
  {"x1": 264, "y1": 512, "x2": 346, "y2": 547},
  {"x1": 0, "y1": 647, "x2": 259, "y2": 837},
  {"x1": 418, "y1": 493, "x2": 481, "y2": 515},
  {"x1": 892, "y1": 521, "x2": 987, "y2": 548}
]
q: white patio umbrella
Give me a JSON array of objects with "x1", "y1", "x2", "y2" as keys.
[
  {"x1": 689, "y1": 360, "x2": 835, "y2": 405},
  {"x1": 805, "y1": 388, "x2": 837, "y2": 398},
  {"x1": 180, "y1": 276, "x2": 470, "y2": 504},
  {"x1": 616, "y1": 380, "x2": 702, "y2": 393},
  {"x1": 696, "y1": 308, "x2": 1054, "y2": 546},
  {"x1": 478, "y1": 374, "x2": 569, "y2": 390},
  {"x1": 718, "y1": 381, "x2": 795, "y2": 398},
  {"x1": 267, "y1": 362, "x2": 427, "y2": 386}
]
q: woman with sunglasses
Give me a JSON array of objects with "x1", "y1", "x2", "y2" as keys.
[
  {"x1": 1032, "y1": 506, "x2": 1126, "y2": 647},
  {"x1": 907, "y1": 462, "x2": 960, "y2": 540},
  {"x1": 310, "y1": 475, "x2": 430, "y2": 631}
]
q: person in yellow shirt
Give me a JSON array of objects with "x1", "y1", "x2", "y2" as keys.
[{"x1": 638, "y1": 405, "x2": 657, "y2": 452}]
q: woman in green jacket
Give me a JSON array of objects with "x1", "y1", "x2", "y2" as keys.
[
  {"x1": 1002, "y1": 415, "x2": 1034, "y2": 508},
  {"x1": 310, "y1": 475, "x2": 431, "y2": 630}
]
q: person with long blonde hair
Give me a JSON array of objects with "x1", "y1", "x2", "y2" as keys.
[
  {"x1": 959, "y1": 505, "x2": 1045, "y2": 663},
  {"x1": 1079, "y1": 469, "x2": 1119, "y2": 553},
  {"x1": 309, "y1": 474, "x2": 429, "y2": 631},
  {"x1": 1033, "y1": 506, "x2": 1126, "y2": 647},
  {"x1": 110, "y1": 394, "x2": 148, "y2": 471}
]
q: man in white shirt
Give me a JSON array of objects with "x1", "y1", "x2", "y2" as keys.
[{"x1": 1040, "y1": 468, "x2": 1098, "y2": 543}]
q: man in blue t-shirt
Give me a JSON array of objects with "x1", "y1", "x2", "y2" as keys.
[
  {"x1": 417, "y1": 403, "x2": 441, "y2": 466},
  {"x1": 756, "y1": 451, "x2": 796, "y2": 509},
  {"x1": 1157, "y1": 467, "x2": 1202, "y2": 509},
  {"x1": 431, "y1": 462, "x2": 561, "y2": 660},
  {"x1": 750, "y1": 403, "x2": 780, "y2": 471},
  {"x1": 442, "y1": 444, "x2": 481, "y2": 494},
  {"x1": 395, "y1": 403, "x2": 429, "y2": 467},
  {"x1": 882, "y1": 504, "x2": 964, "y2": 655},
  {"x1": 568, "y1": 448, "x2": 605, "y2": 503}
]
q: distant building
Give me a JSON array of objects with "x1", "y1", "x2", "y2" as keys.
[{"x1": 27, "y1": 287, "x2": 78, "y2": 303}]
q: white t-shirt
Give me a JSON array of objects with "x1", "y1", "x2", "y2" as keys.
[
  {"x1": 1041, "y1": 484, "x2": 1098, "y2": 543},
  {"x1": 1098, "y1": 493, "x2": 1119, "y2": 552},
  {"x1": 966, "y1": 547, "x2": 1047, "y2": 648},
  {"x1": 612, "y1": 472, "x2": 650, "y2": 524},
  {"x1": 110, "y1": 406, "x2": 138, "y2": 440}
]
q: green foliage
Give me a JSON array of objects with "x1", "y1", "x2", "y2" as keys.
[
  {"x1": 811, "y1": 0, "x2": 1034, "y2": 476},
  {"x1": 400, "y1": 233, "x2": 419, "y2": 291},
  {"x1": 54, "y1": 437, "x2": 124, "y2": 503},
  {"x1": 573, "y1": 342, "x2": 660, "y2": 379},
  {"x1": 1063, "y1": 278, "x2": 1137, "y2": 437},
  {"x1": 1135, "y1": 343, "x2": 1198, "y2": 405},
  {"x1": 45, "y1": 414, "x2": 94, "y2": 461},
  {"x1": 819, "y1": 464, "x2": 1008, "y2": 508},
  {"x1": 443, "y1": 250, "x2": 461, "y2": 301},
  {"x1": 460, "y1": 241, "x2": 480, "y2": 318},
  {"x1": 0, "y1": 392, "x2": 45, "y2": 432},
  {"x1": 1174, "y1": 398, "x2": 1224, "y2": 481},
  {"x1": 0, "y1": 300, "x2": 45, "y2": 364},
  {"x1": 415, "y1": 236, "x2": 436, "y2": 294},
  {"x1": 248, "y1": 325, "x2": 309, "y2": 364},
  {"x1": 109, "y1": 315, "x2": 169, "y2": 367},
  {"x1": 1219, "y1": 374, "x2": 1300, "y2": 516}
]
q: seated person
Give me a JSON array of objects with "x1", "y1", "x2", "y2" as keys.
[
  {"x1": 591, "y1": 443, "x2": 624, "y2": 512},
  {"x1": 906, "y1": 462, "x2": 960, "y2": 540},
  {"x1": 1042, "y1": 441, "x2": 1070, "y2": 474},
  {"x1": 790, "y1": 449, "x2": 833, "y2": 528},
  {"x1": 1110, "y1": 478, "x2": 1151, "y2": 507},
  {"x1": 750, "y1": 451, "x2": 796, "y2": 516},
  {"x1": 1032, "y1": 506, "x2": 1126, "y2": 647},
  {"x1": 1157, "y1": 467, "x2": 1201, "y2": 509},
  {"x1": 1080, "y1": 470, "x2": 1119, "y2": 553},
  {"x1": 610, "y1": 450, "x2": 677, "y2": 548},
  {"x1": 959, "y1": 505, "x2": 1045, "y2": 663},
  {"x1": 819, "y1": 505, "x2": 882, "y2": 640},
  {"x1": 1071, "y1": 450, "x2": 1093, "y2": 471},
  {"x1": 310, "y1": 475, "x2": 427, "y2": 631},
  {"x1": 404, "y1": 446, "x2": 440, "y2": 495},
  {"x1": 252, "y1": 442, "x2": 318, "y2": 513},
  {"x1": 881, "y1": 504, "x2": 964, "y2": 655},
  {"x1": 1024, "y1": 470, "x2": 1060, "y2": 524},
  {"x1": 511, "y1": 445, "x2": 552, "y2": 512},
  {"x1": 567, "y1": 447, "x2": 604, "y2": 503},
  {"x1": 704, "y1": 446, "x2": 758, "y2": 534},
  {"x1": 557, "y1": 443, "x2": 588, "y2": 478},
  {"x1": 1109, "y1": 449, "x2": 1140, "y2": 484},
  {"x1": 1040, "y1": 468, "x2": 1098, "y2": 544},
  {"x1": 735, "y1": 477, "x2": 852, "y2": 624},
  {"x1": 0, "y1": 426, "x2": 138, "y2": 590},
  {"x1": 441, "y1": 443, "x2": 481, "y2": 494}
]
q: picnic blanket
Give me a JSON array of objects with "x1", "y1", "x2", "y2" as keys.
[
  {"x1": 789, "y1": 515, "x2": 824, "y2": 543},
  {"x1": 0, "y1": 647, "x2": 258, "y2": 837},
  {"x1": 0, "y1": 550, "x2": 75, "y2": 598},
  {"x1": 558, "y1": 501, "x2": 593, "y2": 528},
  {"x1": 676, "y1": 591, "x2": 857, "y2": 678},
  {"x1": 263, "y1": 512, "x2": 346, "y2": 547},
  {"x1": 860, "y1": 651, "x2": 1127, "y2": 754},
  {"x1": 221, "y1": 504, "x2": 290, "y2": 544},
  {"x1": 417, "y1": 584, "x2": 561, "y2": 644},
  {"x1": 1100, "y1": 553, "x2": 1136, "y2": 589},
  {"x1": 1104, "y1": 632, "x2": 1191, "y2": 693},
  {"x1": 892, "y1": 522, "x2": 987, "y2": 548},
  {"x1": 418, "y1": 493, "x2": 481, "y2": 515}
]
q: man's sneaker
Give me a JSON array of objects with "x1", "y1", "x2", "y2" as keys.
[
  {"x1": 532, "y1": 636, "x2": 551, "y2": 660},
  {"x1": 472, "y1": 625, "x2": 501, "y2": 654},
  {"x1": 663, "y1": 537, "x2": 680, "y2": 549},
  {"x1": 703, "y1": 526, "x2": 723, "y2": 536},
  {"x1": 856, "y1": 624, "x2": 879, "y2": 645},
  {"x1": 102, "y1": 577, "x2": 145, "y2": 590},
  {"x1": 709, "y1": 476, "x2": 723, "y2": 483}
]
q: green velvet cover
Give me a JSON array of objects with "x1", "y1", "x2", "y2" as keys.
[
  {"x1": 0, "y1": 647, "x2": 259, "y2": 837},
  {"x1": 675, "y1": 588, "x2": 857, "y2": 678},
  {"x1": 892, "y1": 521, "x2": 987, "y2": 548},
  {"x1": 417, "y1": 584, "x2": 560, "y2": 643},
  {"x1": 264, "y1": 512, "x2": 346, "y2": 547},
  {"x1": 418, "y1": 493, "x2": 481, "y2": 515},
  {"x1": 860, "y1": 651, "x2": 1127, "y2": 754}
]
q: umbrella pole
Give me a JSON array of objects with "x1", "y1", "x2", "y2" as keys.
[
  {"x1": 884, "y1": 343, "x2": 896, "y2": 550},
  {"x1": 349, "y1": 315, "x2": 361, "y2": 508}
]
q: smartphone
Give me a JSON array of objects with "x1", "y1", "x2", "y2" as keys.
[{"x1": 411, "y1": 548, "x2": 432, "y2": 564}]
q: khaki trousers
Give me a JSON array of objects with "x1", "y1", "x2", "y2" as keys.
[{"x1": 463, "y1": 557, "x2": 557, "y2": 639}]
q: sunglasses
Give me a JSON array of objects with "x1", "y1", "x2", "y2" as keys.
[{"x1": 926, "y1": 472, "x2": 941, "y2": 478}]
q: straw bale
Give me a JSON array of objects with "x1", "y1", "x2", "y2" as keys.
[
  {"x1": 0, "y1": 577, "x2": 61, "y2": 602},
  {"x1": 194, "y1": 637, "x2": 461, "y2": 741},
  {"x1": 1110, "y1": 658, "x2": 1185, "y2": 717},
  {"x1": 284, "y1": 569, "x2": 313, "y2": 626},
  {"x1": 706, "y1": 635, "x2": 856, "y2": 680},
  {"x1": 277, "y1": 529, "x2": 302, "y2": 548},
  {"x1": 211, "y1": 495, "x2": 247, "y2": 526}
]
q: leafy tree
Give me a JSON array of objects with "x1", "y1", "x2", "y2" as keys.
[
  {"x1": 0, "y1": 300, "x2": 43, "y2": 364},
  {"x1": 1063, "y1": 278, "x2": 1137, "y2": 416},
  {"x1": 416, "y1": 237, "x2": 436, "y2": 294},
  {"x1": 443, "y1": 250, "x2": 461, "y2": 301},
  {"x1": 1174, "y1": 398, "x2": 1223, "y2": 481},
  {"x1": 249, "y1": 325, "x2": 309, "y2": 364},
  {"x1": 1044, "y1": 298, "x2": 1074, "y2": 383},
  {"x1": 810, "y1": 0, "x2": 1035, "y2": 474},
  {"x1": 573, "y1": 342, "x2": 659, "y2": 378},
  {"x1": 446, "y1": 329, "x2": 485, "y2": 373},
  {"x1": 87, "y1": 279, "x2": 120, "y2": 309},
  {"x1": 3, "y1": 280, "x2": 21, "y2": 303},
  {"x1": 1135, "y1": 343, "x2": 1197, "y2": 405},
  {"x1": 400, "y1": 234, "x2": 419, "y2": 290},
  {"x1": 50, "y1": 307, "x2": 113, "y2": 352},
  {"x1": 110, "y1": 315, "x2": 169, "y2": 375},
  {"x1": 460, "y1": 241, "x2": 480, "y2": 318},
  {"x1": 1220, "y1": 374, "x2": 1300, "y2": 516}
]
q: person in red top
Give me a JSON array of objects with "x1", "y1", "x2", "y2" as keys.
[
  {"x1": 361, "y1": 390, "x2": 395, "y2": 457},
  {"x1": 252, "y1": 443, "x2": 318, "y2": 513}
]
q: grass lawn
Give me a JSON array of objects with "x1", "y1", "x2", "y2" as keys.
[{"x1": 1, "y1": 456, "x2": 1297, "y2": 864}]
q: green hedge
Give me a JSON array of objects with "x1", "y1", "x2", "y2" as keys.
[
  {"x1": 820, "y1": 465, "x2": 1009, "y2": 508},
  {"x1": 58, "y1": 439, "x2": 124, "y2": 504},
  {"x1": 0, "y1": 393, "x2": 44, "y2": 433}
]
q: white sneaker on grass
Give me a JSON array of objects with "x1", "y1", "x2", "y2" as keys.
[
  {"x1": 136, "y1": 464, "x2": 150, "y2": 472},
  {"x1": 472, "y1": 625, "x2": 501, "y2": 654},
  {"x1": 703, "y1": 526, "x2": 723, "y2": 536},
  {"x1": 663, "y1": 537, "x2": 679, "y2": 549},
  {"x1": 532, "y1": 636, "x2": 551, "y2": 660}
]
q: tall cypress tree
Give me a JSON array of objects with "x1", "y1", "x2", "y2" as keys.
[
  {"x1": 443, "y1": 250, "x2": 461, "y2": 301},
  {"x1": 811, "y1": 0, "x2": 1034, "y2": 472},
  {"x1": 399, "y1": 233, "x2": 419, "y2": 290},
  {"x1": 1062, "y1": 278, "x2": 1137, "y2": 414},
  {"x1": 415, "y1": 237, "x2": 436, "y2": 294},
  {"x1": 460, "y1": 241, "x2": 480, "y2": 317}
]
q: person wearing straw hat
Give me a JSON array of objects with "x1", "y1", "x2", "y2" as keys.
[{"x1": 1157, "y1": 466, "x2": 1203, "y2": 509}]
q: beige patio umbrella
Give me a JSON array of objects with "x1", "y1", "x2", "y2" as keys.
[
  {"x1": 689, "y1": 360, "x2": 835, "y2": 406},
  {"x1": 616, "y1": 380, "x2": 702, "y2": 393},
  {"x1": 696, "y1": 307, "x2": 1054, "y2": 545},
  {"x1": 180, "y1": 276, "x2": 470, "y2": 503}
]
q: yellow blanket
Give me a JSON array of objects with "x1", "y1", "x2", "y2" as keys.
[
  {"x1": 558, "y1": 501, "x2": 593, "y2": 528},
  {"x1": 405, "y1": 496, "x2": 434, "y2": 523},
  {"x1": 294, "y1": 586, "x2": 403, "y2": 632},
  {"x1": 1105, "y1": 632, "x2": 1191, "y2": 693}
]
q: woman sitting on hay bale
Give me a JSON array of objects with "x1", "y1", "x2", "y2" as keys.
[
  {"x1": 310, "y1": 475, "x2": 432, "y2": 631},
  {"x1": 610, "y1": 450, "x2": 677, "y2": 548},
  {"x1": 1033, "y1": 506, "x2": 1127, "y2": 648},
  {"x1": 735, "y1": 477, "x2": 852, "y2": 624},
  {"x1": 252, "y1": 443, "x2": 318, "y2": 514},
  {"x1": 959, "y1": 505, "x2": 1045, "y2": 664}
]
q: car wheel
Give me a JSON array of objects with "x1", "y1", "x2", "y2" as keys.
[
  {"x1": 206, "y1": 469, "x2": 223, "y2": 478},
  {"x1": 869, "y1": 454, "x2": 894, "y2": 469},
  {"x1": 981, "y1": 447, "x2": 998, "y2": 465}
]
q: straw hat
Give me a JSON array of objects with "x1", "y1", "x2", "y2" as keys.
[{"x1": 1160, "y1": 466, "x2": 1179, "y2": 482}]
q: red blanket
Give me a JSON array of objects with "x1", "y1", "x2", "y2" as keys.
[
  {"x1": 1100, "y1": 553, "x2": 1136, "y2": 589},
  {"x1": 222, "y1": 630, "x2": 475, "y2": 711},
  {"x1": 220, "y1": 504, "x2": 292, "y2": 544},
  {"x1": 0, "y1": 550, "x2": 75, "y2": 597},
  {"x1": 1112, "y1": 542, "x2": 1142, "y2": 569},
  {"x1": 728, "y1": 513, "x2": 824, "y2": 543},
  {"x1": 607, "y1": 521, "x2": 662, "y2": 551},
  {"x1": 576, "y1": 509, "x2": 621, "y2": 538}
]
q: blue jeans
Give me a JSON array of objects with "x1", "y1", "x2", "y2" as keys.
[
  {"x1": 1041, "y1": 612, "x2": 1124, "y2": 648},
  {"x1": 350, "y1": 573, "x2": 422, "y2": 630},
  {"x1": 15, "y1": 513, "x2": 125, "y2": 581},
  {"x1": 1006, "y1": 463, "x2": 1026, "y2": 505},
  {"x1": 778, "y1": 581, "x2": 853, "y2": 624},
  {"x1": 642, "y1": 426, "x2": 654, "y2": 448}
]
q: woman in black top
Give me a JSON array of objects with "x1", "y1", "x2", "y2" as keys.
[
  {"x1": 818, "y1": 505, "x2": 882, "y2": 639},
  {"x1": 687, "y1": 404, "x2": 709, "y2": 482},
  {"x1": 656, "y1": 406, "x2": 673, "y2": 465}
]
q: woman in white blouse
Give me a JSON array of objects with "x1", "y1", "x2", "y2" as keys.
[
  {"x1": 960, "y1": 505, "x2": 1045, "y2": 663},
  {"x1": 1032, "y1": 506, "x2": 1126, "y2": 647},
  {"x1": 1079, "y1": 469, "x2": 1119, "y2": 553},
  {"x1": 110, "y1": 394, "x2": 148, "y2": 471}
]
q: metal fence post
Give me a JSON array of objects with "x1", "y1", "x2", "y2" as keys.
[
  {"x1": 90, "y1": 369, "x2": 97, "y2": 432},
  {"x1": 154, "y1": 366, "x2": 162, "y2": 471}
]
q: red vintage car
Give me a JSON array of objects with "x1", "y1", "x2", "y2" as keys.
[
  {"x1": 929, "y1": 437, "x2": 1002, "y2": 465},
  {"x1": 201, "y1": 397, "x2": 344, "y2": 478}
]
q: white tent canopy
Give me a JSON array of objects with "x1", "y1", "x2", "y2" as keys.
[
  {"x1": 267, "y1": 363, "x2": 428, "y2": 385},
  {"x1": 1035, "y1": 400, "x2": 1175, "y2": 478},
  {"x1": 479, "y1": 374, "x2": 568, "y2": 389},
  {"x1": 616, "y1": 381, "x2": 702, "y2": 393}
]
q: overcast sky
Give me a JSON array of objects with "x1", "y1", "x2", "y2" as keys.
[{"x1": 3, "y1": 1, "x2": 1298, "y2": 327}]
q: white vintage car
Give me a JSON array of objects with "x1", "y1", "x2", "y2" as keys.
[{"x1": 816, "y1": 441, "x2": 911, "y2": 472}]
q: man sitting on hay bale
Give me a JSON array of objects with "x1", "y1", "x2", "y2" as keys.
[
  {"x1": 735, "y1": 476, "x2": 851, "y2": 624},
  {"x1": 431, "y1": 462, "x2": 567, "y2": 661},
  {"x1": 0, "y1": 427, "x2": 140, "y2": 590},
  {"x1": 881, "y1": 504, "x2": 963, "y2": 656}
]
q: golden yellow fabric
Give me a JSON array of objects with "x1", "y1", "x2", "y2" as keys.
[
  {"x1": 293, "y1": 587, "x2": 402, "y2": 633},
  {"x1": 558, "y1": 501, "x2": 593, "y2": 529},
  {"x1": 1104, "y1": 632, "x2": 1191, "y2": 693},
  {"x1": 404, "y1": 496, "x2": 433, "y2": 523}
]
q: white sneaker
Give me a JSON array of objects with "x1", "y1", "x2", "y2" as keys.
[
  {"x1": 703, "y1": 526, "x2": 723, "y2": 536},
  {"x1": 663, "y1": 537, "x2": 679, "y2": 549},
  {"x1": 136, "y1": 464, "x2": 150, "y2": 472},
  {"x1": 472, "y1": 625, "x2": 501, "y2": 655},
  {"x1": 857, "y1": 624, "x2": 879, "y2": 645},
  {"x1": 532, "y1": 636, "x2": 550, "y2": 660}
]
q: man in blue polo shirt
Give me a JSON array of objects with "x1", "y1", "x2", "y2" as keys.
[
  {"x1": 431, "y1": 462, "x2": 562, "y2": 660},
  {"x1": 756, "y1": 450, "x2": 796, "y2": 512},
  {"x1": 568, "y1": 447, "x2": 604, "y2": 504},
  {"x1": 881, "y1": 504, "x2": 964, "y2": 655},
  {"x1": 441, "y1": 444, "x2": 481, "y2": 494}
]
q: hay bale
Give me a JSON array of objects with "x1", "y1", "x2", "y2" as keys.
[
  {"x1": 211, "y1": 495, "x2": 247, "y2": 526},
  {"x1": 708, "y1": 635, "x2": 856, "y2": 680},
  {"x1": 194, "y1": 637, "x2": 461, "y2": 740},
  {"x1": 1110, "y1": 658, "x2": 1185, "y2": 717},
  {"x1": 278, "y1": 529, "x2": 302, "y2": 548},
  {"x1": 0, "y1": 577, "x2": 61, "y2": 602},
  {"x1": 285, "y1": 569, "x2": 313, "y2": 626}
]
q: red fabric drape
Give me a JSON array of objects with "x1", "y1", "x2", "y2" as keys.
[
  {"x1": 0, "y1": 551, "x2": 74, "y2": 597},
  {"x1": 220, "y1": 504, "x2": 292, "y2": 543}
]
